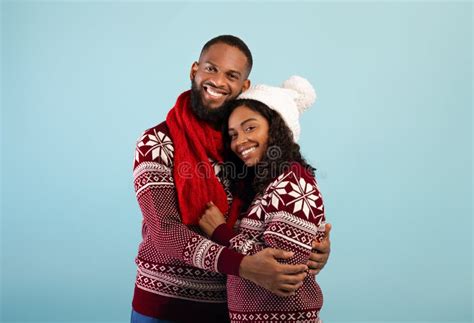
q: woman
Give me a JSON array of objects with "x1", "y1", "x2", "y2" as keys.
[{"x1": 199, "y1": 76, "x2": 326, "y2": 323}]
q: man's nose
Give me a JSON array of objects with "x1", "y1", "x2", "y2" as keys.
[{"x1": 211, "y1": 72, "x2": 226, "y2": 87}]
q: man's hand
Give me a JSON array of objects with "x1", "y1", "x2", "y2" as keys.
[
  {"x1": 307, "y1": 223, "x2": 332, "y2": 275},
  {"x1": 239, "y1": 248, "x2": 308, "y2": 297},
  {"x1": 198, "y1": 201, "x2": 226, "y2": 236}
]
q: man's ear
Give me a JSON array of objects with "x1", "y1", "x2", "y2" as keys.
[
  {"x1": 190, "y1": 62, "x2": 198, "y2": 80},
  {"x1": 241, "y1": 79, "x2": 251, "y2": 92}
]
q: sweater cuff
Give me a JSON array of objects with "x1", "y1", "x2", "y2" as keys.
[
  {"x1": 211, "y1": 224, "x2": 236, "y2": 246},
  {"x1": 217, "y1": 247, "x2": 245, "y2": 276}
]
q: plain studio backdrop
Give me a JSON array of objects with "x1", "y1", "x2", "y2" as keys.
[{"x1": 1, "y1": 1, "x2": 472, "y2": 323}]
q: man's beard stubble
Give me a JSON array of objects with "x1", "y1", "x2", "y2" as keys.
[{"x1": 190, "y1": 80, "x2": 230, "y2": 127}]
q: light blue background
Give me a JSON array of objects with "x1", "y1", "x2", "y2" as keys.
[{"x1": 1, "y1": 1, "x2": 472, "y2": 323}]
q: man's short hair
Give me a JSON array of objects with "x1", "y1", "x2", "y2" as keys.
[{"x1": 200, "y1": 35, "x2": 253, "y2": 76}]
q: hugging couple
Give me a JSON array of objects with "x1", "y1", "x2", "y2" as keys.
[{"x1": 131, "y1": 35, "x2": 331, "y2": 323}]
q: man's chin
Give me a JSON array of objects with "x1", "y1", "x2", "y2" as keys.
[
  {"x1": 204, "y1": 102, "x2": 226, "y2": 111},
  {"x1": 200, "y1": 106, "x2": 227, "y2": 124},
  {"x1": 191, "y1": 97, "x2": 225, "y2": 124},
  {"x1": 190, "y1": 81, "x2": 231, "y2": 124}
]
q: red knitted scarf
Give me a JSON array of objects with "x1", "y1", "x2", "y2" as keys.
[{"x1": 166, "y1": 90, "x2": 242, "y2": 227}]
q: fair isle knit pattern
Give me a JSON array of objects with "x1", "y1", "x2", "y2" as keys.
[
  {"x1": 229, "y1": 311, "x2": 322, "y2": 323},
  {"x1": 213, "y1": 163, "x2": 326, "y2": 323},
  {"x1": 132, "y1": 121, "x2": 242, "y2": 322}
]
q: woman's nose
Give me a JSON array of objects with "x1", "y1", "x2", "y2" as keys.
[{"x1": 236, "y1": 134, "x2": 248, "y2": 146}]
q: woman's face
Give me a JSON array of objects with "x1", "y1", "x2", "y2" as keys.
[{"x1": 228, "y1": 105, "x2": 270, "y2": 167}]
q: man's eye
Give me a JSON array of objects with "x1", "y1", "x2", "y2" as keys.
[
  {"x1": 229, "y1": 74, "x2": 239, "y2": 80},
  {"x1": 205, "y1": 66, "x2": 216, "y2": 72}
]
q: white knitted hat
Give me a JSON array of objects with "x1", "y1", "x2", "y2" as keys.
[{"x1": 237, "y1": 75, "x2": 316, "y2": 142}]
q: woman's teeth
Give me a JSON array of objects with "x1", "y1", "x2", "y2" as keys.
[{"x1": 241, "y1": 147, "x2": 256, "y2": 157}]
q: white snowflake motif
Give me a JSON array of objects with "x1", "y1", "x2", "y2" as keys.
[
  {"x1": 270, "y1": 173, "x2": 292, "y2": 209},
  {"x1": 247, "y1": 193, "x2": 268, "y2": 219},
  {"x1": 286, "y1": 175, "x2": 320, "y2": 219},
  {"x1": 248, "y1": 173, "x2": 285, "y2": 218},
  {"x1": 136, "y1": 130, "x2": 174, "y2": 166}
]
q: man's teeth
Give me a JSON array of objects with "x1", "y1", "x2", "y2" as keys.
[
  {"x1": 206, "y1": 87, "x2": 224, "y2": 98},
  {"x1": 241, "y1": 147, "x2": 256, "y2": 157}
]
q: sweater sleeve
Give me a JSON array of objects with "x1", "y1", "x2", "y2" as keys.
[
  {"x1": 211, "y1": 223, "x2": 237, "y2": 246},
  {"x1": 226, "y1": 164, "x2": 326, "y2": 265},
  {"x1": 133, "y1": 125, "x2": 244, "y2": 276}
]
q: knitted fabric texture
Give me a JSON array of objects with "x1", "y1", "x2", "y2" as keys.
[
  {"x1": 166, "y1": 90, "x2": 229, "y2": 225},
  {"x1": 132, "y1": 120, "x2": 245, "y2": 322},
  {"x1": 211, "y1": 162, "x2": 326, "y2": 323}
]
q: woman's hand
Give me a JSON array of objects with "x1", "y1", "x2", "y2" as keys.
[{"x1": 198, "y1": 201, "x2": 226, "y2": 237}]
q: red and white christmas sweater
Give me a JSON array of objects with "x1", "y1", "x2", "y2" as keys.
[
  {"x1": 211, "y1": 162, "x2": 326, "y2": 323},
  {"x1": 132, "y1": 121, "x2": 244, "y2": 322}
]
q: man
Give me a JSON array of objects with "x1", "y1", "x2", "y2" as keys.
[{"x1": 132, "y1": 35, "x2": 331, "y2": 323}]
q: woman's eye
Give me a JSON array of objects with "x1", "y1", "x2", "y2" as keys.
[{"x1": 245, "y1": 126, "x2": 255, "y2": 132}]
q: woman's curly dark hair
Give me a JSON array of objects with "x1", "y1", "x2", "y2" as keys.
[{"x1": 222, "y1": 99, "x2": 315, "y2": 200}]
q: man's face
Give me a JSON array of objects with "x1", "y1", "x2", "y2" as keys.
[{"x1": 190, "y1": 43, "x2": 250, "y2": 122}]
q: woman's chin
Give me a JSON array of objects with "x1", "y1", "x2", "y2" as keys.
[{"x1": 243, "y1": 158, "x2": 260, "y2": 168}]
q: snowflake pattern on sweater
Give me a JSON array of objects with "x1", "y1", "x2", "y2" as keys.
[
  {"x1": 212, "y1": 163, "x2": 326, "y2": 323},
  {"x1": 132, "y1": 121, "x2": 243, "y2": 322}
]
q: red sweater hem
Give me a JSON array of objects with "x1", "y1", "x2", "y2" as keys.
[{"x1": 132, "y1": 285, "x2": 230, "y2": 323}]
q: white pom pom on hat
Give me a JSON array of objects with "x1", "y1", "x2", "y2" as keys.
[
  {"x1": 237, "y1": 75, "x2": 317, "y2": 142},
  {"x1": 282, "y1": 75, "x2": 317, "y2": 113}
]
